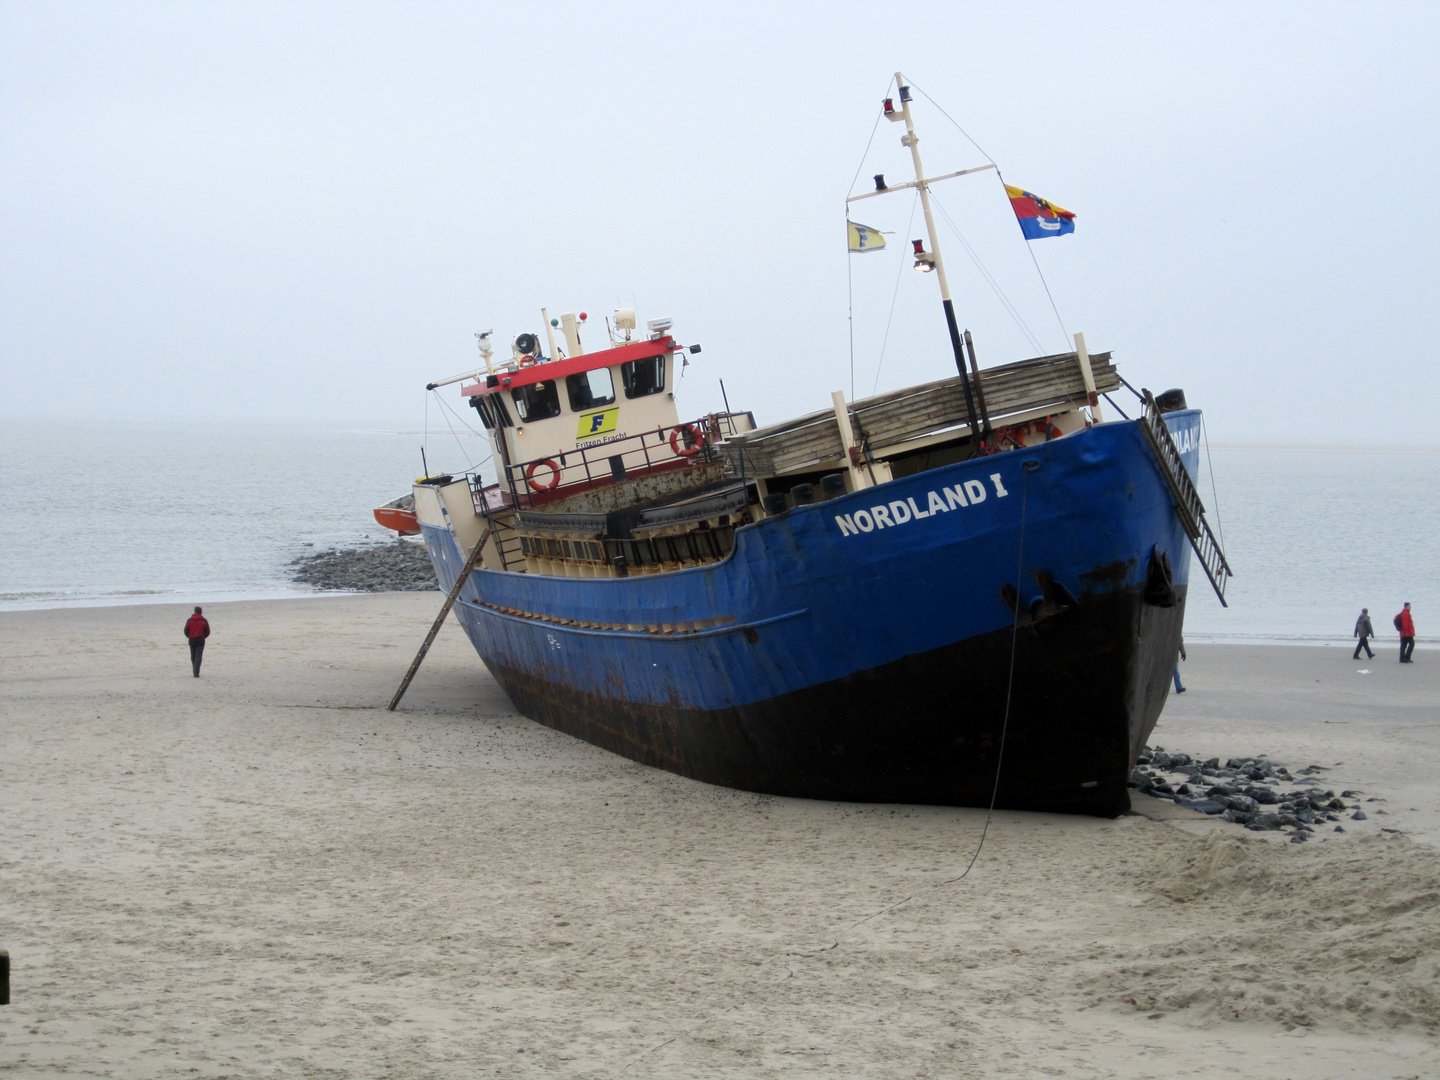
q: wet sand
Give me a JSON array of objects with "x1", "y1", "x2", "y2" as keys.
[{"x1": 1, "y1": 595, "x2": 1437, "y2": 1078}]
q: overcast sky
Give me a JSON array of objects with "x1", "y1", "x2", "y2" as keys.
[{"x1": 2, "y1": 1, "x2": 1435, "y2": 444}]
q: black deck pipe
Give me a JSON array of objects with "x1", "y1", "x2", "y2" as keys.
[{"x1": 942, "y1": 300, "x2": 982, "y2": 454}]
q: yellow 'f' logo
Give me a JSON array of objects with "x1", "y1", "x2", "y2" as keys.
[{"x1": 577, "y1": 408, "x2": 619, "y2": 439}]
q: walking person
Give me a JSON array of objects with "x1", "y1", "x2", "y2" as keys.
[
  {"x1": 1353, "y1": 608, "x2": 1375, "y2": 660},
  {"x1": 184, "y1": 606, "x2": 210, "y2": 677},
  {"x1": 1172, "y1": 639, "x2": 1187, "y2": 694},
  {"x1": 1396, "y1": 602, "x2": 1416, "y2": 664}
]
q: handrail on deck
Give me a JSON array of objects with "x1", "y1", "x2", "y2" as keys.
[{"x1": 495, "y1": 412, "x2": 743, "y2": 511}]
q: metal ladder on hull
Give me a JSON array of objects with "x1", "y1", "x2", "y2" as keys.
[
  {"x1": 478, "y1": 500, "x2": 527, "y2": 573},
  {"x1": 1136, "y1": 392, "x2": 1233, "y2": 606}
]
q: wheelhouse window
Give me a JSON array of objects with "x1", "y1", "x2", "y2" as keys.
[
  {"x1": 468, "y1": 395, "x2": 496, "y2": 429},
  {"x1": 621, "y1": 355, "x2": 666, "y2": 398},
  {"x1": 566, "y1": 367, "x2": 616, "y2": 412},
  {"x1": 511, "y1": 380, "x2": 561, "y2": 421}
]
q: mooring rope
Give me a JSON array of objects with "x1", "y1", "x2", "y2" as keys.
[
  {"x1": 611, "y1": 463, "x2": 1036, "y2": 1074},
  {"x1": 1202, "y1": 415, "x2": 1225, "y2": 550},
  {"x1": 944, "y1": 458, "x2": 1033, "y2": 882}
]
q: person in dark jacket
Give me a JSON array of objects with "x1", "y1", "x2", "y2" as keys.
[
  {"x1": 1353, "y1": 608, "x2": 1375, "y2": 659},
  {"x1": 184, "y1": 606, "x2": 211, "y2": 677},
  {"x1": 1398, "y1": 603, "x2": 1416, "y2": 664}
]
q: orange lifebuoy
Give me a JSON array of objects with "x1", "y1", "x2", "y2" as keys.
[
  {"x1": 525, "y1": 458, "x2": 562, "y2": 491},
  {"x1": 1037, "y1": 417, "x2": 1062, "y2": 441},
  {"x1": 669, "y1": 423, "x2": 707, "y2": 457}
]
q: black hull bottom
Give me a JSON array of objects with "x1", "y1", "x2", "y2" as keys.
[{"x1": 478, "y1": 586, "x2": 1186, "y2": 817}]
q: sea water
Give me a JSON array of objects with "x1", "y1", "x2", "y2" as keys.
[
  {"x1": 1, "y1": 419, "x2": 1435, "y2": 644},
  {"x1": 0, "y1": 417, "x2": 494, "y2": 610},
  {"x1": 1181, "y1": 442, "x2": 1437, "y2": 646}
]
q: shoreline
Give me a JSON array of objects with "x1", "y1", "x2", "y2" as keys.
[
  {"x1": 1, "y1": 538, "x2": 436, "y2": 612},
  {"x1": 1, "y1": 589, "x2": 1434, "y2": 648}
]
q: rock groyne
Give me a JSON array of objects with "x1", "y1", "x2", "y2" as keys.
[{"x1": 289, "y1": 541, "x2": 438, "y2": 593}]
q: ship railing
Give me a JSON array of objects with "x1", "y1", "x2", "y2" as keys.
[
  {"x1": 500, "y1": 413, "x2": 734, "y2": 511},
  {"x1": 1137, "y1": 390, "x2": 1234, "y2": 606}
]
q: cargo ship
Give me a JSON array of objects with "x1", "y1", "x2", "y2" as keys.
[{"x1": 399, "y1": 76, "x2": 1230, "y2": 816}]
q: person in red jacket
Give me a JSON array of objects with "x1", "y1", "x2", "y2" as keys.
[
  {"x1": 1398, "y1": 602, "x2": 1415, "y2": 664},
  {"x1": 184, "y1": 606, "x2": 211, "y2": 677}
]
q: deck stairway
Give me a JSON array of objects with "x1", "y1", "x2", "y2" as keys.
[
  {"x1": 477, "y1": 499, "x2": 527, "y2": 573},
  {"x1": 719, "y1": 350, "x2": 1119, "y2": 477},
  {"x1": 1138, "y1": 390, "x2": 1233, "y2": 605}
]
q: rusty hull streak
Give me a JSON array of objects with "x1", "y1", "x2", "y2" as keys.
[{"x1": 1078, "y1": 558, "x2": 1133, "y2": 592}]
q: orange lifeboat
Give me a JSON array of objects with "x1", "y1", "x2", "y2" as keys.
[{"x1": 373, "y1": 494, "x2": 421, "y2": 536}]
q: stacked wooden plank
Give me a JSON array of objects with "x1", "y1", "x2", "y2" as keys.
[{"x1": 720, "y1": 351, "x2": 1117, "y2": 477}]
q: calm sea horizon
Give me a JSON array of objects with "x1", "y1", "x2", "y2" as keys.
[{"x1": 2, "y1": 418, "x2": 1435, "y2": 647}]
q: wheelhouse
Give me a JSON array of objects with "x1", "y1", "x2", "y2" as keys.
[{"x1": 463, "y1": 335, "x2": 681, "y2": 469}]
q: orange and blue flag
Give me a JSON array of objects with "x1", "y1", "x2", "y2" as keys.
[{"x1": 1005, "y1": 184, "x2": 1075, "y2": 240}]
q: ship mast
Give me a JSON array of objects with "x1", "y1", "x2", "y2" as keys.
[{"x1": 847, "y1": 72, "x2": 996, "y2": 449}]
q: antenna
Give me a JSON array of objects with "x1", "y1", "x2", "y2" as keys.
[
  {"x1": 541, "y1": 308, "x2": 560, "y2": 359},
  {"x1": 474, "y1": 330, "x2": 494, "y2": 375}
]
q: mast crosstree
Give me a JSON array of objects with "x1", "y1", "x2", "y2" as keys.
[{"x1": 847, "y1": 72, "x2": 997, "y2": 448}]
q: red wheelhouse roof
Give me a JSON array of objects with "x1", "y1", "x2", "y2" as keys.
[{"x1": 460, "y1": 336, "x2": 677, "y2": 397}]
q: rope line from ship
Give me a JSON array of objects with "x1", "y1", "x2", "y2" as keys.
[
  {"x1": 845, "y1": 77, "x2": 1075, "y2": 389},
  {"x1": 908, "y1": 78, "x2": 996, "y2": 163},
  {"x1": 840, "y1": 126, "x2": 1065, "y2": 388},
  {"x1": 844, "y1": 75, "x2": 896, "y2": 201},
  {"x1": 614, "y1": 463, "x2": 1037, "y2": 1076},
  {"x1": 426, "y1": 386, "x2": 495, "y2": 480},
  {"x1": 929, "y1": 189, "x2": 1047, "y2": 356},
  {"x1": 841, "y1": 72, "x2": 1048, "y2": 397},
  {"x1": 866, "y1": 190, "x2": 920, "y2": 395},
  {"x1": 845, "y1": 75, "x2": 894, "y2": 401},
  {"x1": 906, "y1": 78, "x2": 1071, "y2": 356},
  {"x1": 996, "y1": 166, "x2": 1071, "y2": 348},
  {"x1": 1202, "y1": 414, "x2": 1226, "y2": 550}
]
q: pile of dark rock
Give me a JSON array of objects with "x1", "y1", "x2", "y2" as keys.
[
  {"x1": 1130, "y1": 746, "x2": 1375, "y2": 843},
  {"x1": 289, "y1": 540, "x2": 438, "y2": 593}
]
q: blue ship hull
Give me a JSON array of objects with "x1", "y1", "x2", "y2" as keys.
[{"x1": 420, "y1": 413, "x2": 1203, "y2": 816}]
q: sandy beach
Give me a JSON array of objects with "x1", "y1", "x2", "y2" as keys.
[{"x1": 1, "y1": 594, "x2": 1437, "y2": 1078}]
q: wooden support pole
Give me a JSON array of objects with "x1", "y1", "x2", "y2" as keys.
[
  {"x1": 387, "y1": 529, "x2": 490, "y2": 712},
  {"x1": 1074, "y1": 331, "x2": 1103, "y2": 423},
  {"x1": 831, "y1": 390, "x2": 871, "y2": 490},
  {"x1": 1, "y1": 949, "x2": 9, "y2": 1005}
]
